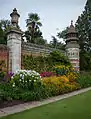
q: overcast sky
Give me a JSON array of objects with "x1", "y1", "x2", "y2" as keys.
[{"x1": 0, "y1": 0, "x2": 86, "y2": 42}]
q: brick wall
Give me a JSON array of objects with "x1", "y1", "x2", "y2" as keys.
[{"x1": 0, "y1": 43, "x2": 65, "y2": 72}]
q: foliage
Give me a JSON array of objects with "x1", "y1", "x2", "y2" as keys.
[
  {"x1": 0, "y1": 19, "x2": 11, "y2": 31},
  {"x1": 20, "y1": 85, "x2": 49, "y2": 101},
  {"x1": 25, "y1": 13, "x2": 46, "y2": 45},
  {"x1": 66, "y1": 71, "x2": 79, "y2": 83},
  {"x1": 53, "y1": 64, "x2": 79, "y2": 82},
  {"x1": 76, "y1": 74, "x2": 91, "y2": 88},
  {"x1": 0, "y1": 25, "x2": 5, "y2": 44},
  {"x1": 42, "y1": 76, "x2": 80, "y2": 96},
  {"x1": 2, "y1": 72, "x2": 14, "y2": 81},
  {"x1": 57, "y1": 27, "x2": 68, "y2": 41},
  {"x1": 80, "y1": 51, "x2": 91, "y2": 71},
  {"x1": 22, "y1": 55, "x2": 48, "y2": 73},
  {"x1": 75, "y1": 0, "x2": 91, "y2": 52},
  {"x1": 0, "y1": 72, "x2": 5, "y2": 81},
  {"x1": 47, "y1": 51, "x2": 71, "y2": 67},
  {"x1": 75, "y1": 0, "x2": 91, "y2": 71},
  {"x1": 0, "y1": 70, "x2": 49, "y2": 102},
  {"x1": 0, "y1": 60, "x2": 7, "y2": 81},
  {"x1": 50, "y1": 36, "x2": 58, "y2": 48},
  {"x1": 49, "y1": 36, "x2": 65, "y2": 50},
  {"x1": 26, "y1": 13, "x2": 42, "y2": 28},
  {"x1": 0, "y1": 83, "x2": 49, "y2": 102},
  {"x1": 10, "y1": 70, "x2": 41, "y2": 90},
  {"x1": 22, "y1": 51, "x2": 71, "y2": 73},
  {"x1": 1, "y1": 69, "x2": 91, "y2": 103},
  {"x1": 0, "y1": 19, "x2": 11, "y2": 44},
  {"x1": 54, "y1": 65, "x2": 71, "y2": 76},
  {"x1": 0, "y1": 83, "x2": 20, "y2": 102}
]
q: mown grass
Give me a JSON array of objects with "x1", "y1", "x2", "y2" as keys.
[{"x1": 1, "y1": 90, "x2": 91, "y2": 119}]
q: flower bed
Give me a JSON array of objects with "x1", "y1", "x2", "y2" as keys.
[{"x1": 0, "y1": 65, "x2": 91, "y2": 108}]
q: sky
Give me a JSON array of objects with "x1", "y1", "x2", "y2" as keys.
[{"x1": 0, "y1": 0, "x2": 86, "y2": 43}]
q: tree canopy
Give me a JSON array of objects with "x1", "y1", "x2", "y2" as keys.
[
  {"x1": 24, "y1": 13, "x2": 46, "y2": 45},
  {"x1": 0, "y1": 19, "x2": 10, "y2": 44}
]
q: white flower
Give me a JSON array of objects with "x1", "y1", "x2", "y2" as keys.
[
  {"x1": 11, "y1": 76, "x2": 14, "y2": 79},
  {"x1": 22, "y1": 75, "x2": 24, "y2": 80},
  {"x1": 20, "y1": 74, "x2": 22, "y2": 77},
  {"x1": 12, "y1": 83, "x2": 15, "y2": 87},
  {"x1": 12, "y1": 70, "x2": 41, "y2": 83},
  {"x1": 32, "y1": 75, "x2": 34, "y2": 78},
  {"x1": 19, "y1": 79, "x2": 21, "y2": 82},
  {"x1": 25, "y1": 80, "x2": 27, "y2": 83},
  {"x1": 34, "y1": 80, "x2": 36, "y2": 82}
]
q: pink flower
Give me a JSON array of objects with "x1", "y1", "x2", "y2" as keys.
[{"x1": 40, "y1": 72, "x2": 54, "y2": 77}]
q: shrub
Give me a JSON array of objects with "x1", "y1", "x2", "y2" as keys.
[
  {"x1": 10, "y1": 70, "x2": 41, "y2": 90},
  {"x1": 76, "y1": 75, "x2": 91, "y2": 88},
  {"x1": 20, "y1": 85, "x2": 49, "y2": 101},
  {"x1": 42, "y1": 76, "x2": 80, "y2": 96},
  {"x1": 53, "y1": 65, "x2": 73, "y2": 76},
  {"x1": 0, "y1": 70, "x2": 50, "y2": 102},
  {"x1": 2, "y1": 72, "x2": 14, "y2": 82},
  {"x1": 0, "y1": 83, "x2": 17, "y2": 102},
  {"x1": 48, "y1": 51, "x2": 71, "y2": 66},
  {"x1": 66, "y1": 72, "x2": 79, "y2": 82},
  {"x1": 22, "y1": 51, "x2": 71, "y2": 73},
  {"x1": 0, "y1": 72, "x2": 5, "y2": 81}
]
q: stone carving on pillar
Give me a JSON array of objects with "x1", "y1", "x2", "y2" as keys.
[
  {"x1": 66, "y1": 20, "x2": 80, "y2": 72},
  {"x1": 7, "y1": 8, "x2": 23, "y2": 73}
]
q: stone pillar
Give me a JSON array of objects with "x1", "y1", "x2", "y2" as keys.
[
  {"x1": 66, "y1": 21, "x2": 80, "y2": 72},
  {"x1": 7, "y1": 8, "x2": 22, "y2": 73}
]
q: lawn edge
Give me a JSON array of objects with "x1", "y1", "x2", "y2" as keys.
[{"x1": 0, "y1": 87, "x2": 91, "y2": 118}]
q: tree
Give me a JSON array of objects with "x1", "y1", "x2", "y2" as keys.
[
  {"x1": 50, "y1": 36, "x2": 58, "y2": 48},
  {"x1": 0, "y1": 25, "x2": 5, "y2": 44},
  {"x1": 75, "y1": 0, "x2": 91, "y2": 52},
  {"x1": 75, "y1": 0, "x2": 91, "y2": 71},
  {"x1": 25, "y1": 13, "x2": 44, "y2": 44},
  {"x1": 57, "y1": 27, "x2": 68, "y2": 42},
  {"x1": 0, "y1": 19, "x2": 11, "y2": 44},
  {"x1": 49, "y1": 36, "x2": 65, "y2": 50},
  {"x1": 0, "y1": 19, "x2": 11, "y2": 31}
]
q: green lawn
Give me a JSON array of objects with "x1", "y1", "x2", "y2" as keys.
[{"x1": 1, "y1": 90, "x2": 91, "y2": 119}]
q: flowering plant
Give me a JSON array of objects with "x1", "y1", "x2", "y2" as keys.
[
  {"x1": 40, "y1": 72, "x2": 54, "y2": 77},
  {"x1": 42, "y1": 75, "x2": 79, "y2": 95},
  {"x1": 10, "y1": 70, "x2": 41, "y2": 90},
  {"x1": 53, "y1": 65, "x2": 74, "y2": 76},
  {"x1": 66, "y1": 72, "x2": 79, "y2": 82},
  {"x1": 2, "y1": 72, "x2": 14, "y2": 81},
  {"x1": 53, "y1": 65, "x2": 69, "y2": 76}
]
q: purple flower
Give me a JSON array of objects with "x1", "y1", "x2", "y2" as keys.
[{"x1": 8, "y1": 72, "x2": 14, "y2": 76}]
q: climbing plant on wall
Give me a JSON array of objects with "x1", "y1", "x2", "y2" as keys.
[
  {"x1": 22, "y1": 51, "x2": 71, "y2": 73},
  {"x1": 0, "y1": 60, "x2": 7, "y2": 72}
]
